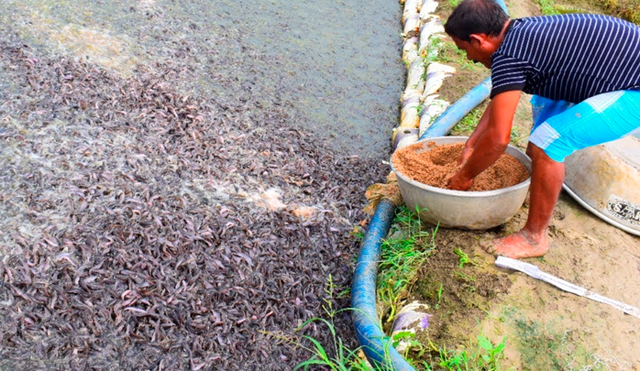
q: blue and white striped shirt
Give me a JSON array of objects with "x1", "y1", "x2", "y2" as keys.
[{"x1": 490, "y1": 14, "x2": 640, "y2": 103}]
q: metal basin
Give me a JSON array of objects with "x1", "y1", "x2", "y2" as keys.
[
  {"x1": 563, "y1": 135, "x2": 640, "y2": 236},
  {"x1": 391, "y1": 136, "x2": 532, "y2": 230}
]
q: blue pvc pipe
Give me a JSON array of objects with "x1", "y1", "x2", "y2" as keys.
[
  {"x1": 351, "y1": 1, "x2": 508, "y2": 369},
  {"x1": 420, "y1": 77, "x2": 491, "y2": 140},
  {"x1": 351, "y1": 199, "x2": 415, "y2": 370}
]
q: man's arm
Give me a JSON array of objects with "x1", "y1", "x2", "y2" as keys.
[
  {"x1": 458, "y1": 100, "x2": 494, "y2": 165},
  {"x1": 448, "y1": 90, "x2": 521, "y2": 190}
]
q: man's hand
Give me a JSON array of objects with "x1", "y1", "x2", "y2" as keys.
[{"x1": 447, "y1": 171, "x2": 473, "y2": 191}]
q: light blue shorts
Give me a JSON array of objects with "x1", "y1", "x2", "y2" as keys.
[{"x1": 528, "y1": 91, "x2": 640, "y2": 162}]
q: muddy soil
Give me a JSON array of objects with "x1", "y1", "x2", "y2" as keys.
[
  {"x1": 392, "y1": 142, "x2": 529, "y2": 191},
  {"x1": 405, "y1": 0, "x2": 640, "y2": 369},
  {"x1": 412, "y1": 229, "x2": 513, "y2": 348}
]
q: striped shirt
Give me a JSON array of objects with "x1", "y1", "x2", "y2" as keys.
[{"x1": 490, "y1": 14, "x2": 640, "y2": 103}]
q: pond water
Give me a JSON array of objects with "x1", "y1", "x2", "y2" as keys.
[{"x1": 0, "y1": 0, "x2": 404, "y2": 158}]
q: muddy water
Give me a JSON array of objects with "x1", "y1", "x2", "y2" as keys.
[{"x1": 0, "y1": 0, "x2": 403, "y2": 158}]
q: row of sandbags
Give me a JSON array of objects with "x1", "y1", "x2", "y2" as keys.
[
  {"x1": 385, "y1": 3, "x2": 457, "y2": 354},
  {"x1": 393, "y1": 0, "x2": 455, "y2": 150}
]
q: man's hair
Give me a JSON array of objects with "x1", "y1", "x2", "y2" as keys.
[{"x1": 444, "y1": 0, "x2": 509, "y2": 41}]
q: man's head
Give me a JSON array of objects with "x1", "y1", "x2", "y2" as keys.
[{"x1": 444, "y1": 0, "x2": 509, "y2": 68}]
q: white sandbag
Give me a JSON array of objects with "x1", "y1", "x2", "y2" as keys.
[
  {"x1": 402, "y1": 37, "x2": 419, "y2": 66},
  {"x1": 395, "y1": 132, "x2": 420, "y2": 151},
  {"x1": 402, "y1": 0, "x2": 420, "y2": 23},
  {"x1": 405, "y1": 48, "x2": 419, "y2": 67},
  {"x1": 419, "y1": 95, "x2": 450, "y2": 135},
  {"x1": 400, "y1": 94, "x2": 421, "y2": 129},
  {"x1": 405, "y1": 58, "x2": 426, "y2": 95},
  {"x1": 418, "y1": 16, "x2": 444, "y2": 55},
  {"x1": 422, "y1": 62, "x2": 456, "y2": 98},
  {"x1": 400, "y1": 94, "x2": 421, "y2": 123},
  {"x1": 419, "y1": 0, "x2": 439, "y2": 21},
  {"x1": 392, "y1": 128, "x2": 419, "y2": 152},
  {"x1": 400, "y1": 89, "x2": 422, "y2": 108},
  {"x1": 400, "y1": 105, "x2": 420, "y2": 130},
  {"x1": 403, "y1": 14, "x2": 421, "y2": 35},
  {"x1": 391, "y1": 301, "x2": 432, "y2": 354}
]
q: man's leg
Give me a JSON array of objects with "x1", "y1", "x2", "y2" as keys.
[
  {"x1": 484, "y1": 90, "x2": 640, "y2": 258},
  {"x1": 522, "y1": 96, "x2": 574, "y2": 206},
  {"x1": 482, "y1": 143, "x2": 564, "y2": 258}
]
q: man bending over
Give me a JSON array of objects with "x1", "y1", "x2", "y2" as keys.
[{"x1": 444, "y1": 0, "x2": 640, "y2": 258}]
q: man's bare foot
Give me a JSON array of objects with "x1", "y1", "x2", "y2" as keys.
[{"x1": 480, "y1": 231, "x2": 549, "y2": 259}]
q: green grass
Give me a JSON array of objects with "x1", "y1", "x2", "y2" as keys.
[
  {"x1": 293, "y1": 276, "x2": 433, "y2": 371},
  {"x1": 394, "y1": 331, "x2": 429, "y2": 364},
  {"x1": 377, "y1": 206, "x2": 437, "y2": 321},
  {"x1": 435, "y1": 282, "x2": 444, "y2": 310},
  {"x1": 450, "y1": 107, "x2": 522, "y2": 145},
  {"x1": 434, "y1": 40, "x2": 481, "y2": 71},
  {"x1": 598, "y1": 0, "x2": 640, "y2": 24},
  {"x1": 293, "y1": 276, "x2": 384, "y2": 371},
  {"x1": 553, "y1": 4, "x2": 594, "y2": 15},
  {"x1": 454, "y1": 270, "x2": 476, "y2": 282},
  {"x1": 349, "y1": 204, "x2": 518, "y2": 370},
  {"x1": 509, "y1": 125, "x2": 522, "y2": 146},
  {"x1": 424, "y1": 37, "x2": 445, "y2": 64},
  {"x1": 350, "y1": 225, "x2": 365, "y2": 241},
  {"x1": 448, "y1": 0, "x2": 463, "y2": 9},
  {"x1": 374, "y1": 207, "x2": 512, "y2": 370},
  {"x1": 512, "y1": 317, "x2": 610, "y2": 371},
  {"x1": 372, "y1": 207, "x2": 516, "y2": 370},
  {"x1": 294, "y1": 317, "x2": 372, "y2": 371},
  {"x1": 422, "y1": 334, "x2": 509, "y2": 371},
  {"x1": 535, "y1": 0, "x2": 561, "y2": 15},
  {"x1": 451, "y1": 107, "x2": 482, "y2": 136},
  {"x1": 453, "y1": 248, "x2": 475, "y2": 268},
  {"x1": 421, "y1": 37, "x2": 446, "y2": 84},
  {"x1": 493, "y1": 306, "x2": 615, "y2": 371}
]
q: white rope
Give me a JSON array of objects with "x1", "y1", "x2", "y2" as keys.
[{"x1": 495, "y1": 256, "x2": 640, "y2": 320}]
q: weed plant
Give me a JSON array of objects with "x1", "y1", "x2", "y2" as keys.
[
  {"x1": 451, "y1": 107, "x2": 482, "y2": 136},
  {"x1": 421, "y1": 37, "x2": 446, "y2": 84},
  {"x1": 599, "y1": 0, "x2": 640, "y2": 24},
  {"x1": 435, "y1": 283, "x2": 444, "y2": 310},
  {"x1": 535, "y1": 0, "x2": 561, "y2": 15},
  {"x1": 451, "y1": 107, "x2": 521, "y2": 145},
  {"x1": 423, "y1": 334, "x2": 509, "y2": 371},
  {"x1": 434, "y1": 40, "x2": 478, "y2": 70},
  {"x1": 294, "y1": 275, "x2": 429, "y2": 371},
  {"x1": 453, "y1": 248, "x2": 474, "y2": 268},
  {"x1": 294, "y1": 276, "x2": 379, "y2": 371},
  {"x1": 377, "y1": 206, "x2": 437, "y2": 321},
  {"x1": 448, "y1": 0, "x2": 463, "y2": 9},
  {"x1": 540, "y1": 0, "x2": 639, "y2": 23}
]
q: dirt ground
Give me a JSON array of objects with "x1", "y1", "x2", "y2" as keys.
[{"x1": 405, "y1": 0, "x2": 640, "y2": 369}]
